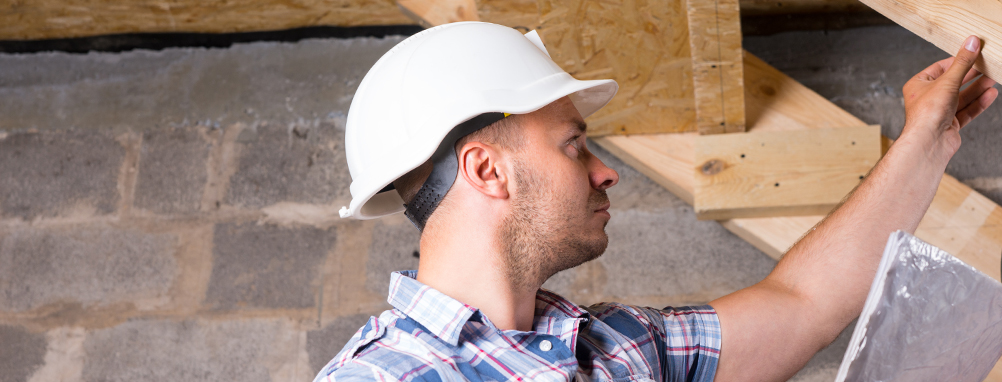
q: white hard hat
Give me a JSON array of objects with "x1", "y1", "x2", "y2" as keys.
[{"x1": 339, "y1": 21, "x2": 618, "y2": 223}]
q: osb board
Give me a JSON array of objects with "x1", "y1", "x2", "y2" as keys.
[
  {"x1": 694, "y1": 125, "x2": 881, "y2": 220},
  {"x1": 478, "y1": 0, "x2": 698, "y2": 136},
  {"x1": 1, "y1": 0, "x2": 412, "y2": 40}
]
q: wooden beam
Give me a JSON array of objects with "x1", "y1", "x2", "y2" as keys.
[
  {"x1": 858, "y1": 0, "x2": 1002, "y2": 82},
  {"x1": 0, "y1": 0, "x2": 413, "y2": 40},
  {"x1": 694, "y1": 125, "x2": 881, "y2": 220},
  {"x1": 396, "y1": 0, "x2": 479, "y2": 27},
  {"x1": 686, "y1": 0, "x2": 746, "y2": 134},
  {"x1": 594, "y1": 51, "x2": 1002, "y2": 282}
]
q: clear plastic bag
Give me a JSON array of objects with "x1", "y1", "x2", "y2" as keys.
[{"x1": 835, "y1": 231, "x2": 1002, "y2": 381}]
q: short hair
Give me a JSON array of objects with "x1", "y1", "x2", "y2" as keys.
[{"x1": 393, "y1": 114, "x2": 524, "y2": 204}]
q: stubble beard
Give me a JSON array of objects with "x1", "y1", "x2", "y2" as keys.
[{"x1": 498, "y1": 160, "x2": 610, "y2": 291}]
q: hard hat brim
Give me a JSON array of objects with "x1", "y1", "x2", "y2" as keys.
[{"x1": 345, "y1": 75, "x2": 618, "y2": 220}]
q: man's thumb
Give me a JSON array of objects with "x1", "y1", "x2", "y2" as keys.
[{"x1": 945, "y1": 35, "x2": 982, "y2": 88}]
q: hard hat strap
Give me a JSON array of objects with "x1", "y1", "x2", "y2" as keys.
[{"x1": 404, "y1": 112, "x2": 507, "y2": 231}]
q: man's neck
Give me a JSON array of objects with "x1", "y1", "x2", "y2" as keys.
[{"x1": 415, "y1": 221, "x2": 541, "y2": 332}]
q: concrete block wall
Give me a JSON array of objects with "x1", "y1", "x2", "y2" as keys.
[{"x1": 0, "y1": 37, "x2": 791, "y2": 382}]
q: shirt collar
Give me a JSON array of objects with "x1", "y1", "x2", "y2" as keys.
[
  {"x1": 387, "y1": 271, "x2": 590, "y2": 345},
  {"x1": 387, "y1": 271, "x2": 478, "y2": 346},
  {"x1": 534, "y1": 288, "x2": 589, "y2": 319}
]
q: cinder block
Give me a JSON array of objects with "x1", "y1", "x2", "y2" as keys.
[
  {"x1": 0, "y1": 129, "x2": 123, "y2": 220},
  {"x1": 307, "y1": 313, "x2": 372, "y2": 373},
  {"x1": 0, "y1": 324, "x2": 47, "y2": 382},
  {"x1": 134, "y1": 126, "x2": 210, "y2": 214},
  {"x1": 365, "y1": 216, "x2": 420, "y2": 297},
  {"x1": 82, "y1": 318, "x2": 295, "y2": 382},
  {"x1": 225, "y1": 120, "x2": 351, "y2": 208},
  {"x1": 0, "y1": 225, "x2": 177, "y2": 312},
  {"x1": 599, "y1": 207, "x2": 776, "y2": 303},
  {"x1": 206, "y1": 222, "x2": 334, "y2": 310}
]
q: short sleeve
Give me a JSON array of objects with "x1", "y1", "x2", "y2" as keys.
[{"x1": 586, "y1": 303, "x2": 720, "y2": 382}]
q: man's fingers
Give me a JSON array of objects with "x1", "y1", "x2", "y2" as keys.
[
  {"x1": 961, "y1": 67, "x2": 983, "y2": 86},
  {"x1": 916, "y1": 57, "x2": 951, "y2": 81},
  {"x1": 943, "y1": 36, "x2": 983, "y2": 89},
  {"x1": 957, "y1": 87, "x2": 998, "y2": 128},
  {"x1": 959, "y1": 76, "x2": 997, "y2": 109}
]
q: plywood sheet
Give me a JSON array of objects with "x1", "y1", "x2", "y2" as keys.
[
  {"x1": 687, "y1": 0, "x2": 746, "y2": 134},
  {"x1": 694, "y1": 125, "x2": 881, "y2": 220},
  {"x1": 529, "y1": 0, "x2": 697, "y2": 136}
]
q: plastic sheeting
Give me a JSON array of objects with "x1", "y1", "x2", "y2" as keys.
[{"x1": 835, "y1": 231, "x2": 1002, "y2": 381}]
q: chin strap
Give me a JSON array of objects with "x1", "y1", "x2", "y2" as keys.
[{"x1": 404, "y1": 113, "x2": 507, "y2": 231}]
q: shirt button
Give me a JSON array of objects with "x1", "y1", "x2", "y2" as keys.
[{"x1": 539, "y1": 340, "x2": 552, "y2": 351}]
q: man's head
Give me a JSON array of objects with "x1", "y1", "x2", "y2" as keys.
[{"x1": 396, "y1": 97, "x2": 619, "y2": 286}]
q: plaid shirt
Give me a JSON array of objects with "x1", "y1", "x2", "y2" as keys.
[{"x1": 314, "y1": 271, "x2": 720, "y2": 382}]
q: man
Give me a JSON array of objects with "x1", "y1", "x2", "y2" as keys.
[{"x1": 317, "y1": 22, "x2": 997, "y2": 381}]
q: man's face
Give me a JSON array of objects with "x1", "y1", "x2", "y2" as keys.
[{"x1": 499, "y1": 97, "x2": 620, "y2": 286}]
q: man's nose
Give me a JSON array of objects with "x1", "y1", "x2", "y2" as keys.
[{"x1": 587, "y1": 151, "x2": 619, "y2": 191}]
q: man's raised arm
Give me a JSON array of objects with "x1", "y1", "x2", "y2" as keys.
[{"x1": 709, "y1": 35, "x2": 999, "y2": 381}]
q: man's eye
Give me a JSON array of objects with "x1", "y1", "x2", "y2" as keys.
[{"x1": 569, "y1": 135, "x2": 582, "y2": 147}]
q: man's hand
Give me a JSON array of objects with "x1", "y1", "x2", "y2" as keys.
[{"x1": 901, "y1": 35, "x2": 997, "y2": 161}]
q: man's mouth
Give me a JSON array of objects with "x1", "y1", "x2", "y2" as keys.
[{"x1": 591, "y1": 191, "x2": 611, "y2": 213}]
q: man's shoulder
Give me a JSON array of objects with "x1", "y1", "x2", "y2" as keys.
[
  {"x1": 581, "y1": 302, "x2": 720, "y2": 346},
  {"x1": 313, "y1": 309, "x2": 449, "y2": 382}
]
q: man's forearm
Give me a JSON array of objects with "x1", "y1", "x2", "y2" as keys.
[{"x1": 768, "y1": 135, "x2": 949, "y2": 338}]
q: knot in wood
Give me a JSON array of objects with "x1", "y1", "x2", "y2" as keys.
[
  {"x1": 701, "y1": 159, "x2": 724, "y2": 176},
  {"x1": 759, "y1": 84, "x2": 776, "y2": 97}
]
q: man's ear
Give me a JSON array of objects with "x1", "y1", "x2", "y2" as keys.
[{"x1": 457, "y1": 142, "x2": 509, "y2": 200}]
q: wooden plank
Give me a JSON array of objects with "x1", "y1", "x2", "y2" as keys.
[
  {"x1": 397, "y1": 0, "x2": 479, "y2": 27},
  {"x1": 694, "y1": 126, "x2": 881, "y2": 220},
  {"x1": 739, "y1": 0, "x2": 871, "y2": 16},
  {"x1": 686, "y1": 0, "x2": 746, "y2": 134},
  {"x1": 858, "y1": 0, "x2": 1002, "y2": 83},
  {"x1": 0, "y1": 0, "x2": 413, "y2": 40}
]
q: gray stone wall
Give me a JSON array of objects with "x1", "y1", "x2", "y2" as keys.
[{"x1": 5, "y1": 24, "x2": 996, "y2": 381}]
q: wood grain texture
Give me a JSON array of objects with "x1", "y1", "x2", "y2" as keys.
[
  {"x1": 687, "y1": 0, "x2": 746, "y2": 134},
  {"x1": 1, "y1": 0, "x2": 413, "y2": 40},
  {"x1": 694, "y1": 125, "x2": 881, "y2": 220},
  {"x1": 527, "y1": 0, "x2": 697, "y2": 136},
  {"x1": 858, "y1": 0, "x2": 1002, "y2": 82},
  {"x1": 397, "y1": 0, "x2": 479, "y2": 27}
]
